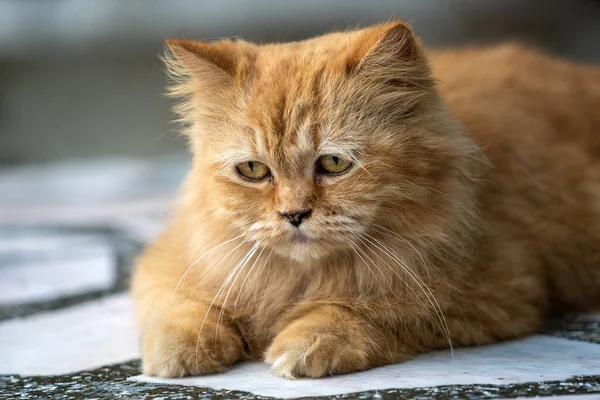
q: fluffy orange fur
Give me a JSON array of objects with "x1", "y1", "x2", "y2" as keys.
[{"x1": 131, "y1": 21, "x2": 600, "y2": 379}]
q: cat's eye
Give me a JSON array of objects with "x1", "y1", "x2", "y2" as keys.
[
  {"x1": 318, "y1": 155, "x2": 352, "y2": 175},
  {"x1": 236, "y1": 161, "x2": 270, "y2": 181}
]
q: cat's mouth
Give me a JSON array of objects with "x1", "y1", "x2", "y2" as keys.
[
  {"x1": 291, "y1": 231, "x2": 310, "y2": 245},
  {"x1": 271, "y1": 229, "x2": 337, "y2": 261}
]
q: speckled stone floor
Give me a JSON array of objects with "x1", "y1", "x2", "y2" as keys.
[
  {"x1": 2, "y1": 360, "x2": 600, "y2": 399},
  {"x1": 1, "y1": 157, "x2": 599, "y2": 399}
]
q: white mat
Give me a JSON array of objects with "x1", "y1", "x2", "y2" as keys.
[
  {"x1": 0, "y1": 294, "x2": 139, "y2": 375},
  {"x1": 0, "y1": 233, "x2": 115, "y2": 305},
  {"x1": 132, "y1": 335, "x2": 600, "y2": 399}
]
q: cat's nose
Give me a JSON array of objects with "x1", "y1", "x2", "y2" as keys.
[{"x1": 280, "y1": 209, "x2": 312, "y2": 228}]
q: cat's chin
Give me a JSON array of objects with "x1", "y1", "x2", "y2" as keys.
[{"x1": 270, "y1": 238, "x2": 332, "y2": 263}]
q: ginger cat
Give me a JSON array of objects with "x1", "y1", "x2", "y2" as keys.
[{"x1": 131, "y1": 21, "x2": 600, "y2": 379}]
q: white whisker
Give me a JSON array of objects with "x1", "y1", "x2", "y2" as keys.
[
  {"x1": 355, "y1": 234, "x2": 426, "y2": 308},
  {"x1": 234, "y1": 245, "x2": 267, "y2": 307},
  {"x1": 216, "y1": 242, "x2": 261, "y2": 343},
  {"x1": 359, "y1": 232, "x2": 454, "y2": 360},
  {"x1": 194, "y1": 242, "x2": 254, "y2": 368},
  {"x1": 371, "y1": 224, "x2": 429, "y2": 272},
  {"x1": 347, "y1": 239, "x2": 392, "y2": 291},
  {"x1": 171, "y1": 234, "x2": 244, "y2": 307},
  {"x1": 185, "y1": 238, "x2": 249, "y2": 304}
]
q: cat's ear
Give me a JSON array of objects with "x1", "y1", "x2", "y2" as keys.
[
  {"x1": 348, "y1": 22, "x2": 433, "y2": 118},
  {"x1": 164, "y1": 39, "x2": 252, "y2": 84},
  {"x1": 163, "y1": 39, "x2": 253, "y2": 133},
  {"x1": 348, "y1": 21, "x2": 423, "y2": 73}
]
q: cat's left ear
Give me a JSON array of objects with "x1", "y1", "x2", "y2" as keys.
[
  {"x1": 348, "y1": 21, "x2": 426, "y2": 74},
  {"x1": 346, "y1": 22, "x2": 434, "y2": 118}
]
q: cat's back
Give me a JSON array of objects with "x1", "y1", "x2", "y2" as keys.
[
  {"x1": 430, "y1": 44, "x2": 600, "y2": 312},
  {"x1": 429, "y1": 43, "x2": 600, "y2": 154}
]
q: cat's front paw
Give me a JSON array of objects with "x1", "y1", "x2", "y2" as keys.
[
  {"x1": 141, "y1": 321, "x2": 244, "y2": 378},
  {"x1": 265, "y1": 322, "x2": 374, "y2": 379}
]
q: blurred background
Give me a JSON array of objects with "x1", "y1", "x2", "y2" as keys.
[{"x1": 1, "y1": 0, "x2": 600, "y2": 165}]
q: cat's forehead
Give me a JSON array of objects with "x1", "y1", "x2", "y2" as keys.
[
  {"x1": 244, "y1": 94, "x2": 322, "y2": 175},
  {"x1": 247, "y1": 69, "x2": 322, "y2": 134},
  {"x1": 233, "y1": 46, "x2": 364, "y2": 173},
  {"x1": 241, "y1": 47, "x2": 353, "y2": 142}
]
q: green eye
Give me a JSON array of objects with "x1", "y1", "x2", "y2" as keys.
[
  {"x1": 236, "y1": 161, "x2": 270, "y2": 181},
  {"x1": 318, "y1": 155, "x2": 352, "y2": 175}
]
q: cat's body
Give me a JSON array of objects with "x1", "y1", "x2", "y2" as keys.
[{"x1": 132, "y1": 22, "x2": 600, "y2": 379}]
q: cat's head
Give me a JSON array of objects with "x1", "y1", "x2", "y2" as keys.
[{"x1": 166, "y1": 22, "x2": 479, "y2": 263}]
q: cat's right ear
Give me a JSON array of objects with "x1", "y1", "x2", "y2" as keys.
[
  {"x1": 164, "y1": 39, "x2": 251, "y2": 85},
  {"x1": 163, "y1": 39, "x2": 254, "y2": 134}
]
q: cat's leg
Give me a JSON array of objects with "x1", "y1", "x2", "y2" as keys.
[
  {"x1": 131, "y1": 242, "x2": 247, "y2": 378},
  {"x1": 265, "y1": 294, "x2": 544, "y2": 379},
  {"x1": 137, "y1": 297, "x2": 246, "y2": 378},
  {"x1": 264, "y1": 304, "x2": 409, "y2": 378}
]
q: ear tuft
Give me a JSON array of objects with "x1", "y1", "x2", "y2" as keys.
[
  {"x1": 164, "y1": 38, "x2": 240, "y2": 77},
  {"x1": 375, "y1": 22, "x2": 417, "y2": 61},
  {"x1": 347, "y1": 22, "x2": 420, "y2": 73}
]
